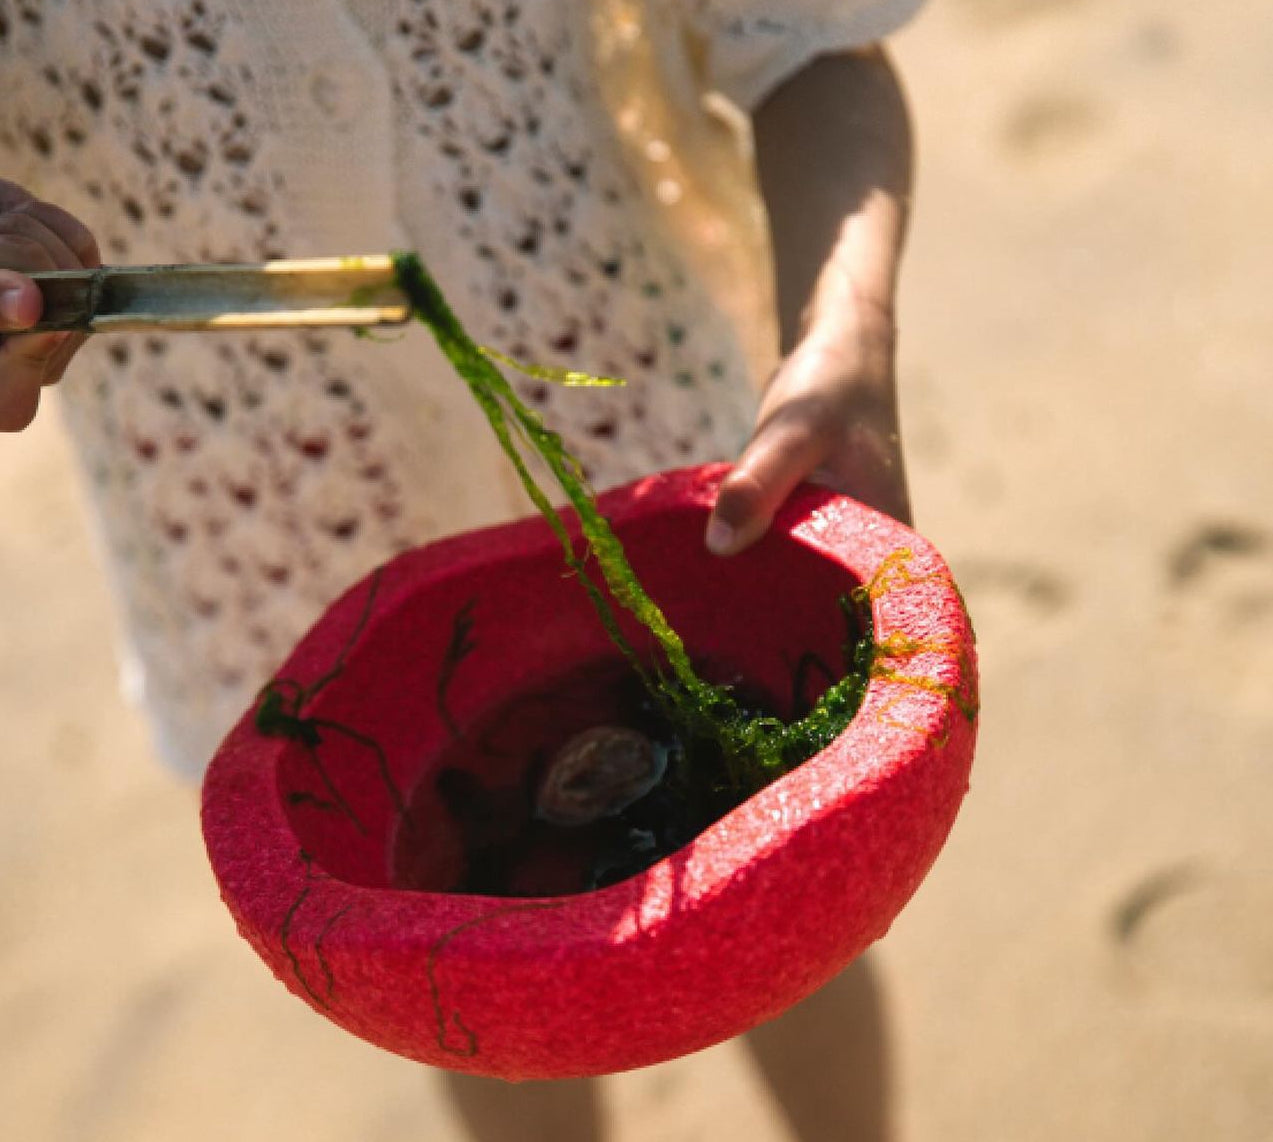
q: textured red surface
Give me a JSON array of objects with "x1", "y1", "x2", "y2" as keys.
[{"x1": 201, "y1": 464, "x2": 978, "y2": 1080}]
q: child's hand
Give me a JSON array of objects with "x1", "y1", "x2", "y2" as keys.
[
  {"x1": 705, "y1": 314, "x2": 910, "y2": 557},
  {"x1": 0, "y1": 180, "x2": 100, "y2": 431}
]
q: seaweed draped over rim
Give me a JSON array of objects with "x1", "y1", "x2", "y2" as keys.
[{"x1": 389, "y1": 252, "x2": 880, "y2": 799}]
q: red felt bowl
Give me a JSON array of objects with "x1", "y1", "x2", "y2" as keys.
[{"x1": 201, "y1": 463, "x2": 978, "y2": 1081}]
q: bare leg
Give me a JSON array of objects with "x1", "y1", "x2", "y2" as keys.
[
  {"x1": 442, "y1": 1071, "x2": 604, "y2": 1142},
  {"x1": 741, "y1": 954, "x2": 891, "y2": 1141}
]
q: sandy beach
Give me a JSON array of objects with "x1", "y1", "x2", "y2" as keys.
[{"x1": 3, "y1": 1, "x2": 1271, "y2": 1138}]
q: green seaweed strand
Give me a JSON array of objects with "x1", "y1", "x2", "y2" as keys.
[
  {"x1": 391, "y1": 252, "x2": 872, "y2": 795},
  {"x1": 479, "y1": 345, "x2": 627, "y2": 389}
]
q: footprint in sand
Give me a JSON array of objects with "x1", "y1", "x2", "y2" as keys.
[
  {"x1": 1158, "y1": 521, "x2": 1273, "y2": 710},
  {"x1": 951, "y1": 558, "x2": 1071, "y2": 651},
  {"x1": 999, "y1": 90, "x2": 1107, "y2": 173},
  {"x1": 58, "y1": 968, "x2": 198, "y2": 1137},
  {"x1": 1168, "y1": 521, "x2": 1270, "y2": 601},
  {"x1": 958, "y1": 560, "x2": 1068, "y2": 613},
  {"x1": 1107, "y1": 862, "x2": 1273, "y2": 1010}
]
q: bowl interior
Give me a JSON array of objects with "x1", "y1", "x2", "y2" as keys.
[{"x1": 274, "y1": 503, "x2": 863, "y2": 892}]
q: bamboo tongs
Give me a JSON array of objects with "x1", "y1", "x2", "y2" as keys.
[{"x1": 26, "y1": 255, "x2": 411, "y2": 333}]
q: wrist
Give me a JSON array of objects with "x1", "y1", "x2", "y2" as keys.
[
  {"x1": 807, "y1": 300, "x2": 895, "y2": 351},
  {"x1": 792, "y1": 294, "x2": 897, "y2": 391},
  {"x1": 793, "y1": 224, "x2": 897, "y2": 345}
]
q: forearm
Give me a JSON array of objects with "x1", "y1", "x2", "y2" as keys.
[
  {"x1": 704, "y1": 50, "x2": 915, "y2": 551},
  {"x1": 753, "y1": 46, "x2": 913, "y2": 357}
]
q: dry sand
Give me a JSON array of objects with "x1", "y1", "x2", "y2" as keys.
[{"x1": 2, "y1": 1, "x2": 1271, "y2": 1138}]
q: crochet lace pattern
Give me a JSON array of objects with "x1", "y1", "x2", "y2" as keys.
[{"x1": 0, "y1": 0, "x2": 917, "y2": 774}]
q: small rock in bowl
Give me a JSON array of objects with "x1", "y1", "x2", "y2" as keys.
[{"x1": 536, "y1": 725, "x2": 667, "y2": 827}]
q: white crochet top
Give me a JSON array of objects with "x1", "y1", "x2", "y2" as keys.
[{"x1": 0, "y1": 0, "x2": 924, "y2": 775}]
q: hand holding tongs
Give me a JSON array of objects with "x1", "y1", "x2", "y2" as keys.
[{"x1": 25, "y1": 255, "x2": 410, "y2": 333}]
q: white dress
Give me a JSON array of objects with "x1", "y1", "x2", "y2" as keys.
[{"x1": 0, "y1": 0, "x2": 925, "y2": 776}]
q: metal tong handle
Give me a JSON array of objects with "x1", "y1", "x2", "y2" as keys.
[{"x1": 27, "y1": 255, "x2": 410, "y2": 333}]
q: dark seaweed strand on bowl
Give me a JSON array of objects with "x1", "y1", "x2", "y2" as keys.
[{"x1": 391, "y1": 252, "x2": 875, "y2": 808}]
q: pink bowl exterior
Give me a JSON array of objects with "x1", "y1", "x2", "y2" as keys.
[{"x1": 201, "y1": 463, "x2": 978, "y2": 1080}]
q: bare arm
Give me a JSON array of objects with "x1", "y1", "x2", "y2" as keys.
[{"x1": 706, "y1": 46, "x2": 914, "y2": 554}]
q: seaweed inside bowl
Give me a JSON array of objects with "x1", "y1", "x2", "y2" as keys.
[
  {"x1": 377, "y1": 253, "x2": 879, "y2": 826},
  {"x1": 391, "y1": 585, "x2": 868, "y2": 899}
]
